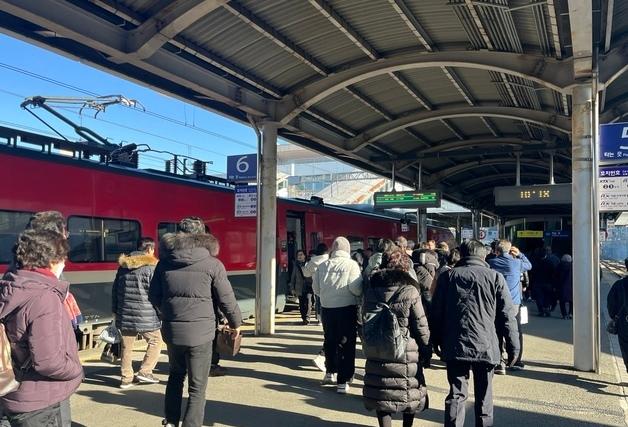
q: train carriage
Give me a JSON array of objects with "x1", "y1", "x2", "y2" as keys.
[{"x1": 0, "y1": 142, "x2": 454, "y2": 336}]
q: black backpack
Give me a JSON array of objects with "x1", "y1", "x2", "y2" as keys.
[{"x1": 362, "y1": 287, "x2": 408, "y2": 362}]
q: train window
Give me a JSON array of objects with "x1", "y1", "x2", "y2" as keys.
[
  {"x1": 0, "y1": 210, "x2": 33, "y2": 264},
  {"x1": 158, "y1": 222, "x2": 178, "y2": 240},
  {"x1": 347, "y1": 236, "x2": 364, "y2": 252},
  {"x1": 368, "y1": 237, "x2": 382, "y2": 250},
  {"x1": 68, "y1": 216, "x2": 140, "y2": 262}
]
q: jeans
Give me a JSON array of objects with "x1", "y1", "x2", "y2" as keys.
[
  {"x1": 321, "y1": 305, "x2": 357, "y2": 384},
  {"x1": 165, "y1": 341, "x2": 213, "y2": 427},
  {"x1": 120, "y1": 329, "x2": 163, "y2": 382},
  {"x1": 7, "y1": 399, "x2": 71, "y2": 427},
  {"x1": 445, "y1": 361, "x2": 494, "y2": 427}
]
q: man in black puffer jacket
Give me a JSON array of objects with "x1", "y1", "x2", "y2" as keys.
[
  {"x1": 431, "y1": 239, "x2": 519, "y2": 427},
  {"x1": 112, "y1": 237, "x2": 162, "y2": 389},
  {"x1": 149, "y1": 217, "x2": 242, "y2": 427}
]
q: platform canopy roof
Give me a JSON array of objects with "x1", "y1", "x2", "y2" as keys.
[{"x1": 0, "y1": 0, "x2": 625, "y2": 211}]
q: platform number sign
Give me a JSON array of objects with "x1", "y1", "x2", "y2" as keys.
[
  {"x1": 227, "y1": 154, "x2": 257, "y2": 182},
  {"x1": 600, "y1": 122, "x2": 628, "y2": 163}
]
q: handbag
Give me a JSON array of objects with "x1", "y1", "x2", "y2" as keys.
[
  {"x1": 100, "y1": 343, "x2": 120, "y2": 364},
  {"x1": 216, "y1": 327, "x2": 242, "y2": 357},
  {"x1": 98, "y1": 321, "x2": 121, "y2": 344}
]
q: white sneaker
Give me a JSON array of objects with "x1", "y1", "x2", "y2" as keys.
[
  {"x1": 321, "y1": 372, "x2": 336, "y2": 385},
  {"x1": 337, "y1": 383, "x2": 349, "y2": 394},
  {"x1": 313, "y1": 354, "x2": 326, "y2": 372}
]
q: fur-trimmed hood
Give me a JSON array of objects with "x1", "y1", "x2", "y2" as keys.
[
  {"x1": 369, "y1": 268, "x2": 416, "y2": 289},
  {"x1": 118, "y1": 251, "x2": 158, "y2": 269}
]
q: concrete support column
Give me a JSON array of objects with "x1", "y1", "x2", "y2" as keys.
[
  {"x1": 417, "y1": 210, "x2": 428, "y2": 244},
  {"x1": 572, "y1": 83, "x2": 597, "y2": 371},
  {"x1": 472, "y1": 209, "x2": 481, "y2": 239},
  {"x1": 255, "y1": 121, "x2": 278, "y2": 335}
]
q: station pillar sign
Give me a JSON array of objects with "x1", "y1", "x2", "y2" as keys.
[
  {"x1": 227, "y1": 154, "x2": 257, "y2": 182},
  {"x1": 600, "y1": 123, "x2": 628, "y2": 163}
]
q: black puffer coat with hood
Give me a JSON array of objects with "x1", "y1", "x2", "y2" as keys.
[
  {"x1": 362, "y1": 269, "x2": 431, "y2": 414},
  {"x1": 112, "y1": 251, "x2": 160, "y2": 332},
  {"x1": 149, "y1": 232, "x2": 242, "y2": 347}
]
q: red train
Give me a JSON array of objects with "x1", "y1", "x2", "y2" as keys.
[{"x1": 0, "y1": 141, "x2": 454, "y2": 330}]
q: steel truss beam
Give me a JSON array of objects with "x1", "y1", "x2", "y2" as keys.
[{"x1": 346, "y1": 106, "x2": 571, "y2": 152}]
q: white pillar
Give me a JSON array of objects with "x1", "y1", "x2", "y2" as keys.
[
  {"x1": 255, "y1": 122, "x2": 278, "y2": 335},
  {"x1": 572, "y1": 83, "x2": 597, "y2": 371}
]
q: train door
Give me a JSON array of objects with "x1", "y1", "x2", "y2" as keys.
[{"x1": 286, "y1": 211, "x2": 306, "y2": 280}]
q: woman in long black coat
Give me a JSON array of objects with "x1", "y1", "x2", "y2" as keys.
[{"x1": 362, "y1": 248, "x2": 431, "y2": 427}]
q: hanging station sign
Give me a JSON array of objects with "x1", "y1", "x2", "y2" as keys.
[
  {"x1": 373, "y1": 191, "x2": 441, "y2": 209},
  {"x1": 493, "y1": 184, "x2": 572, "y2": 206},
  {"x1": 227, "y1": 153, "x2": 257, "y2": 182}
]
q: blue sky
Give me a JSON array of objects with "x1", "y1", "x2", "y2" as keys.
[{"x1": 0, "y1": 33, "x2": 268, "y2": 174}]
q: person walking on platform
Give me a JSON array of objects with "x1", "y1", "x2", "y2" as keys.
[
  {"x1": 556, "y1": 255, "x2": 573, "y2": 319},
  {"x1": 313, "y1": 236, "x2": 363, "y2": 394},
  {"x1": 149, "y1": 217, "x2": 241, "y2": 427},
  {"x1": 290, "y1": 250, "x2": 314, "y2": 325},
  {"x1": 362, "y1": 248, "x2": 431, "y2": 427},
  {"x1": 530, "y1": 247, "x2": 560, "y2": 316},
  {"x1": 487, "y1": 240, "x2": 531, "y2": 374},
  {"x1": 411, "y1": 249, "x2": 439, "y2": 319},
  {"x1": 364, "y1": 239, "x2": 396, "y2": 284},
  {"x1": 432, "y1": 240, "x2": 519, "y2": 427},
  {"x1": 608, "y1": 258, "x2": 628, "y2": 373},
  {"x1": 303, "y1": 243, "x2": 329, "y2": 371},
  {"x1": 0, "y1": 229, "x2": 83, "y2": 427},
  {"x1": 112, "y1": 237, "x2": 162, "y2": 389}
]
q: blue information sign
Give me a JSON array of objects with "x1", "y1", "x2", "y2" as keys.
[
  {"x1": 600, "y1": 122, "x2": 628, "y2": 162},
  {"x1": 600, "y1": 165, "x2": 628, "y2": 177},
  {"x1": 544, "y1": 230, "x2": 570, "y2": 238},
  {"x1": 227, "y1": 154, "x2": 257, "y2": 182}
]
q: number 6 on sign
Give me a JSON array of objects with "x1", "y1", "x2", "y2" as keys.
[
  {"x1": 227, "y1": 153, "x2": 257, "y2": 182},
  {"x1": 236, "y1": 156, "x2": 250, "y2": 173}
]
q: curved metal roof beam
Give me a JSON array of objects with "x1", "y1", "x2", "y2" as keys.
[
  {"x1": 453, "y1": 173, "x2": 569, "y2": 193},
  {"x1": 346, "y1": 106, "x2": 571, "y2": 153},
  {"x1": 425, "y1": 158, "x2": 569, "y2": 187},
  {"x1": 601, "y1": 94, "x2": 628, "y2": 124},
  {"x1": 276, "y1": 51, "x2": 574, "y2": 124},
  {"x1": 125, "y1": 0, "x2": 228, "y2": 60},
  {"x1": 419, "y1": 137, "x2": 557, "y2": 154}
]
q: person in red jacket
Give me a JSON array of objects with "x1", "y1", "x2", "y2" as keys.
[{"x1": 0, "y1": 229, "x2": 83, "y2": 426}]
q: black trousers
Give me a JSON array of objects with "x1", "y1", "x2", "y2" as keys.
[
  {"x1": 165, "y1": 341, "x2": 213, "y2": 427},
  {"x1": 445, "y1": 361, "x2": 494, "y2": 427},
  {"x1": 299, "y1": 290, "x2": 314, "y2": 321},
  {"x1": 321, "y1": 305, "x2": 357, "y2": 384},
  {"x1": 6, "y1": 399, "x2": 70, "y2": 427},
  {"x1": 497, "y1": 304, "x2": 523, "y2": 364}
]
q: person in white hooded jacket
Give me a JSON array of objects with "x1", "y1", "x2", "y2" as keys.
[
  {"x1": 313, "y1": 236, "x2": 363, "y2": 394},
  {"x1": 302, "y1": 243, "x2": 329, "y2": 279}
]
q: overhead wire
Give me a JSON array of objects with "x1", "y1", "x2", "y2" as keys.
[
  {"x1": 0, "y1": 64, "x2": 341, "y2": 175},
  {"x1": 0, "y1": 62, "x2": 255, "y2": 149}
]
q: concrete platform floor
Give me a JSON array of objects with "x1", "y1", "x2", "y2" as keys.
[{"x1": 71, "y1": 272, "x2": 628, "y2": 427}]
